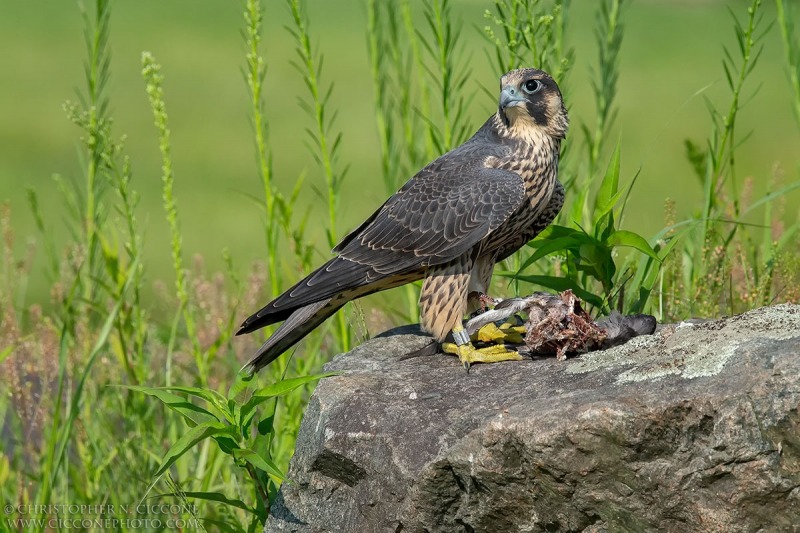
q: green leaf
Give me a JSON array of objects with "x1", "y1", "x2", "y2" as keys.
[
  {"x1": 119, "y1": 386, "x2": 219, "y2": 426},
  {"x1": 517, "y1": 235, "x2": 582, "y2": 272},
  {"x1": 152, "y1": 421, "x2": 238, "y2": 479},
  {"x1": 211, "y1": 434, "x2": 239, "y2": 455},
  {"x1": 251, "y1": 372, "x2": 337, "y2": 400},
  {"x1": 233, "y1": 448, "x2": 285, "y2": 482},
  {"x1": 592, "y1": 189, "x2": 625, "y2": 229},
  {"x1": 529, "y1": 224, "x2": 583, "y2": 241},
  {"x1": 575, "y1": 242, "x2": 615, "y2": 287},
  {"x1": 240, "y1": 373, "x2": 337, "y2": 433},
  {"x1": 227, "y1": 370, "x2": 255, "y2": 401},
  {"x1": 569, "y1": 181, "x2": 590, "y2": 226},
  {"x1": 160, "y1": 386, "x2": 229, "y2": 414},
  {"x1": 594, "y1": 141, "x2": 621, "y2": 219},
  {"x1": 628, "y1": 230, "x2": 687, "y2": 313},
  {"x1": 252, "y1": 413, "x2": 276, "y2": 459},
  {"x1": 257, "y1": 414, "x2": 275, "y2": 437},
  {"x1": 606, "y1": 230, "x2": 660, "y2": 261}
]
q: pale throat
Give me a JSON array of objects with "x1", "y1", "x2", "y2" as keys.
[{"x1": 505, "y1": 111, "x2": 550, "y2": 146}]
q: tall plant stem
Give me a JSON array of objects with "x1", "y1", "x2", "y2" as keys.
[
  {"x1": 244, "y1": 0, "x2": 281, "y2": 298},
  {"x1": 287, "y1": 0, "x2": 349, "y2": 352}
]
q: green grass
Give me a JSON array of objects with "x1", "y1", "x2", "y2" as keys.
[
  {"x1": 1, "y1": 0, "x2": 799, "y2": 531},
  {"x1": 1, "y1": 0, "x2": 797, "y2": 308}
]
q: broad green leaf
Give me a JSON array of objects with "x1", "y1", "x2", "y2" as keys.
[
  {"x1": 250, "y1": 372, "x2": 338, "y2": 400},
  {"x1": 599, "y1": 210, "x2": 616, "y2": 242},
  {"x1": 160, "y1": 386, "x2": 229, "y2": 416},
  {"x1": 517, "y1": 235, "x2": 582, "y2": 272},
  {"x1": 233, "y1": 448, "x2": 285, "y2": 482},
  {"x1": 240, "y1": 373, "x2": 337, "y2": 431},
  {"x1": 227, "y1": 370, "x2": 255, "y2": 401},
  {"x1": 528, "y1": 224, "x2": 582, "y2": 241},
  {"x1": 627, "y1": 253, "x2": 659, "y2": 315},
  {"x1": 120, "y1": 386, "x2": 219, "y2": 426},
  {"x1": 592, "y1": 189, "x2": 625, "y2": 229},
  {"x1": 606, "y1": 230, "x2": 660, "y2": 261},
  {"x1": 594, "y1": 141, "x2": 621, "y2": 217},
  {"x1": 578, "y1": 242, "x2": 608, "y2": 268},
  {"x1": 257, "y1": 414, "x2": 274, "y2": 436},
  {"x1": 628, "y1": 230, "x2": 687, "y2": 313},
  {"x1": 228, "y1": 372, "x2": 256, "y2": 428},
  {"x1": 252, "y1": 414, "x2": 276, "y2": 458},
  {"x1": 569, "y1": 182, "x2": 591, "y2": 226},
  {"x1": 212, "y1": 433, "x2": 239, "y2": 455},
  {"x1": 152, "y1": 421, "x2": 238, "y2": 479},
  {"x1": 573, "y1": 241, "x2": 615, "y2": 287}
]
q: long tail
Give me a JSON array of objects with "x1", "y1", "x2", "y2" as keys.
[
  {"x1": 237, "y1": 257, "x2": 376, "y2": 335},
  {"x1": 242, "y1": 298, "x2": 345, "y2": 373},
  {"x1": 237, "y1": 256, "x2": 423, "y2": 372}
]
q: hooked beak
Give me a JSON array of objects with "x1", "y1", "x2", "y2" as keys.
[{"x1": 499, "y1": 85, "x2": 525, "y2": 109}]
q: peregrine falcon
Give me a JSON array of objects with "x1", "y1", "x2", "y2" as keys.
[{"x1": 238, "y1": 68, "x2": 569, "y2": 372}]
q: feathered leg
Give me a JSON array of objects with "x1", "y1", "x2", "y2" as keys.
[{"x1": 420, "y1": 252, "x2": 521, "y2": 370}]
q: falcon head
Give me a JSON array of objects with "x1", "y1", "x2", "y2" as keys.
[{"x1": 497, "y1": 68, "x2": 568, "y2": 139}]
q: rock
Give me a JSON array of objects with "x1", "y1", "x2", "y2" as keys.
[{"x1": 265, "y1": 304, "x2": 800, "y2": 533}]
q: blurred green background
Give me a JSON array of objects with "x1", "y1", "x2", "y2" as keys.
[{"x1": 1, "y1": 0, "x2": 798, "y2": 307}]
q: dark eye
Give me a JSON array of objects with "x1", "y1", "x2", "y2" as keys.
[{"x1": 522, "y1": 79, "x2": 541, "y2": 94}]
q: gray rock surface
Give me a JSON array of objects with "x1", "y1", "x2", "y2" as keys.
[{"x1": 266, "y1": 304, "x2": 800, "y2": 533}]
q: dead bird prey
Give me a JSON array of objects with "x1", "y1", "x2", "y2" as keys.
[
  {"x1": 465, "y1": 290, "x2": 656, "y2": 361},
  {"x1": 238, "y1": 68, "x2": 568, "y2": 372}
]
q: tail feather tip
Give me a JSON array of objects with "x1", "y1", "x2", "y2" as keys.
[{"x1": 240, "y1": 360, "x2": 258, "y2": 375}]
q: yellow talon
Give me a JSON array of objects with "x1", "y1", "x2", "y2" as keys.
[{"x1": 441, "y1": 340, "x2": 523, "y2": 371}]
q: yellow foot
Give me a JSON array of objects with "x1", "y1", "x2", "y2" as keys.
[
  {"x1": 473, "y1": 322, "x2": 526, "y2": 344},
  {"x1": 441, "y1": 341, "x2": 523, "y2": 371}
]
